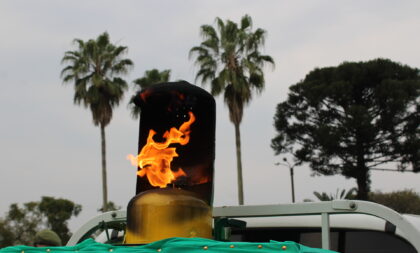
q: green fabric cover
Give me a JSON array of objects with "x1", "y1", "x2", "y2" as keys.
[{"x1": 0, "y1": 238, "x2": 338, "y2": 253}]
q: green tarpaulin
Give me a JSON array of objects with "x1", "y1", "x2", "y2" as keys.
[{"x1": 0, "y1": 238, "x2": 337, "y2": 253}]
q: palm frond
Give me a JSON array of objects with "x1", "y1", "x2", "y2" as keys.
[
  {"x1": 240, "y1": 14, "x2": 252, "y2": 30},
  {"x1": 60, "y1": 32, "x2": 132, "y2": 125},
  {"x1": 247, "y1": 51, "x2": 275, "y2": 70},
  {"x1": 247, "y1": 28, "x2": 266, "y2": 51},
  {"x1": 215, "y1": 17, "x2": 225, "y2": 35},
  {"x1": 200, "y1": 25, "x2": 218, "y2": 41},
  {"x1": 190, "y1": 14, "x2": 274, "y2": 119},
  {"x1": 61, "y1": 73, "x2": 76, "y2": 83},
  {"x1": 97, "y1": 32, "x2": 110, "y2": 48},
  {"x1": 72, "y1": 39, "x2": 85, "y2": 49},
  {"x1": 201, "y1": 39, "x2": 219, "y2": 54},
  {"x1": 112, "y1": 46, "x2": 128, "y2": 57},
  {"x1": 210, "y1": 76, "x2": 225, "y2": 96},
  {"x1": 128, "y1": 94, "x2": 141, "y2": 119},
  {"x1": 259, "y1": 55, "x2": 275, "y2": 66},
  {"x1": 196, "y1": 68, "x2": 216, "y2": 85},
  {"x1": 133, "y1": 69, "x2": 171, "y2": 88},
  {"x1": 61, "y1": 51, "x2": 81, "y2": 64},
  {"x1": 189, "y1": 46, "x2": 207, "y2": 59},
  {"x1": 223, "y1": 20, "x2": 239, "y2": 45},
  {"x1": 111, "y1": 58, "x2": 134, "y2": 75},
  {"x1": 60, "y1": 65, "x2": 75, "y2": 78}
]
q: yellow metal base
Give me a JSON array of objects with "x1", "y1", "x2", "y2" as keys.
[{"x1": 125, "y1": 188, "x2": 212, "y2": 244}]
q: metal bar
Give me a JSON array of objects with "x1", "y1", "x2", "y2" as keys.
[
  {"x1": 212, "y1": 201, "x2": 348, "y2": 217},
  {"x1": 212, "y1": 201, "x2": 420, "y2": 251},
  {"x1": 321, "y1": 212, "x2": 330, "y2": 250},
  {"x1": 67, "y1": 200, "x2": 420, "y2": 252},
  {"x1": 67, "y1": 210, "x2": 126, "y2": 246}
]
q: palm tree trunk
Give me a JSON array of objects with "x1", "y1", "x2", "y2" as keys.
[
  {"x1": 234, "y1": 122, "x2": 244, "y2": 205},
  {"x1": 100, "y1": 124, "x2": 108, "y2": 212}
]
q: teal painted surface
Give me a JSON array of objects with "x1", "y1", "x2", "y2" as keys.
[{"x1": 0, "y1": 238, "x2": 338, "y2": 253}]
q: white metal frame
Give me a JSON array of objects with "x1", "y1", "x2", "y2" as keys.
[
  {"x1": 67, "y1": 210, "x2": 126, "y2": 246},
  {"x1": 67, "y1": 200, "x2": 420, "y2": 252}
]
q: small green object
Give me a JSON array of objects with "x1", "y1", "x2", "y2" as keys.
[
  {"x1": 34, "y1": 230, "x2": 62, "y2": 247},
  {"x1": 214, "y1": 218, "x2": 246, "y2": 241}
]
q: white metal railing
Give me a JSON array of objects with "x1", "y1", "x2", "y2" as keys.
[
  {"x1": 67, "y1": 200, "x2": 420, "y2": 252},
  {"x1": 67, "y1": 210, "x2": 126, "y2": 246}
]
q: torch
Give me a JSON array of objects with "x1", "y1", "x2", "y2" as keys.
[{"x1": 126, "y1": 81, "x2": 216, "y2": 244}]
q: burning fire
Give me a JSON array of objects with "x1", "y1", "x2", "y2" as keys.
[{"x1": 127, "y1": 112, "x2": 195, "y2": 188}]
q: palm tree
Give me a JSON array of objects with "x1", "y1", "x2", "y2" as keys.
[
  {"x1": 129, "y1": 69, "x2": 171, "y2": 119},
  {"x1": 189, "y1": 15, "x2": 274, "y2": 205},
  {"x1": 60, "y1": 32, "x2": 133, "y2": 212},
  {"x1": 313, "y1": 188, "x2": 358, "y2": 201}
]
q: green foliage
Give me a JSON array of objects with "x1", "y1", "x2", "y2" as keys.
[
  {"x1": 61, "y1": 32, "x2": 133, "y2": 128},
  {"x1": 38, "y1": 197, "x2": 81, "y2": 243},
  {"x1": 129, "y1": 69, "x2": 171, "y2": 119},
  {"x1": 0, "y1": 197, "x2": 81, "y2": 247},
  {"x1": 190, "y1": 14, "x2": 274, "y2": 125},
  {"x1": 369, "y1": 189, "x2": 420, "y2": 214},
  {"x1": 313, "y1": 188, "x2": 357, "y2": 201},
  {"x1": 272, "y1": 59, "x2": 420, "y2": 200},
  {"x1": 98, "y1": 201, "x2": 121, "y2": 213},
  {"x1": 60, "y1": 32, "x2": 133, "y2": 211},
  {"x1": 0, "y1": 202, "x2": 42, "y2": 247},
  {"x1": 0, "y1": 218, "x2": 15, "y2": 248},
  {"x1": 190, "y1": 14, "x2": 274, "y2": 204}
]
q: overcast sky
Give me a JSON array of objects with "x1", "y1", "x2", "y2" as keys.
[{"x1": 1, "y1": 0, "x2": 420, "y2": 232}]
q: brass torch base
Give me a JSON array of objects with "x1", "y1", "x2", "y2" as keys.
[{"x1": 125, "y1": 188, "x2": 212, "y2": 244}]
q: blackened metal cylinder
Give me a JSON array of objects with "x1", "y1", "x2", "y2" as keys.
[
  {"x1": 125, "y1": 81, "x2": 216, "y2": 244},
  {"x1": 134, "y1": 81, "x2": 215, "y2": 204}
]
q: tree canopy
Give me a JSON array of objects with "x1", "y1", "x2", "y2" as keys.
[
  {"x1": 0, "y1": 197, "x2": 81, "y2": 247},
  {"x1": 190, "y1": 14, "x2": 274, "y2": 204},
  {"x1": 272, "y1": 59, "x2": 420, "y2": 200},
  {"x1": 369, "y1": 189, "x2": 420, "y2": 214},
  {"x1": 61, "y1": 32, "x2": 133, "y2": 128}
]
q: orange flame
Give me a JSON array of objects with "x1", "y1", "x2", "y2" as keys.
[{"x1": 127, "y1": 112, "x2": 195, "y2": 188}]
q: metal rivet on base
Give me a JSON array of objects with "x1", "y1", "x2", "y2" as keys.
[
  {"x1": 258, "y1": 245, "x2": 263, "y2": 249},
  {"x1": 282, "y1": 245, "x2": 287, "y2": 250},
  {"x1": 157, "y1": 249, "x2": 162, "y2": 252},
  {"x1": 230, "y1": 245, "x2": 235, "y2": 248},
  {"x1": 203, "y1": 246, "x2": 208, "y2": 250},
  {"x1": 46, "y1": 249, "x2": 51, "y2": 252},
  {"x1": 109, "y1": 249, "x2": 113, "y2": 252}
]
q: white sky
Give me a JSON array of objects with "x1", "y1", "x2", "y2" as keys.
[{"x1": 1, "y1": 0, "x2": 420, "y2": 232}]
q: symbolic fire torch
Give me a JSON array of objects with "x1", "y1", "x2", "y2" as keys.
[{"x1": 126, "y1": 81, "x2": 216, "y2": 244}]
